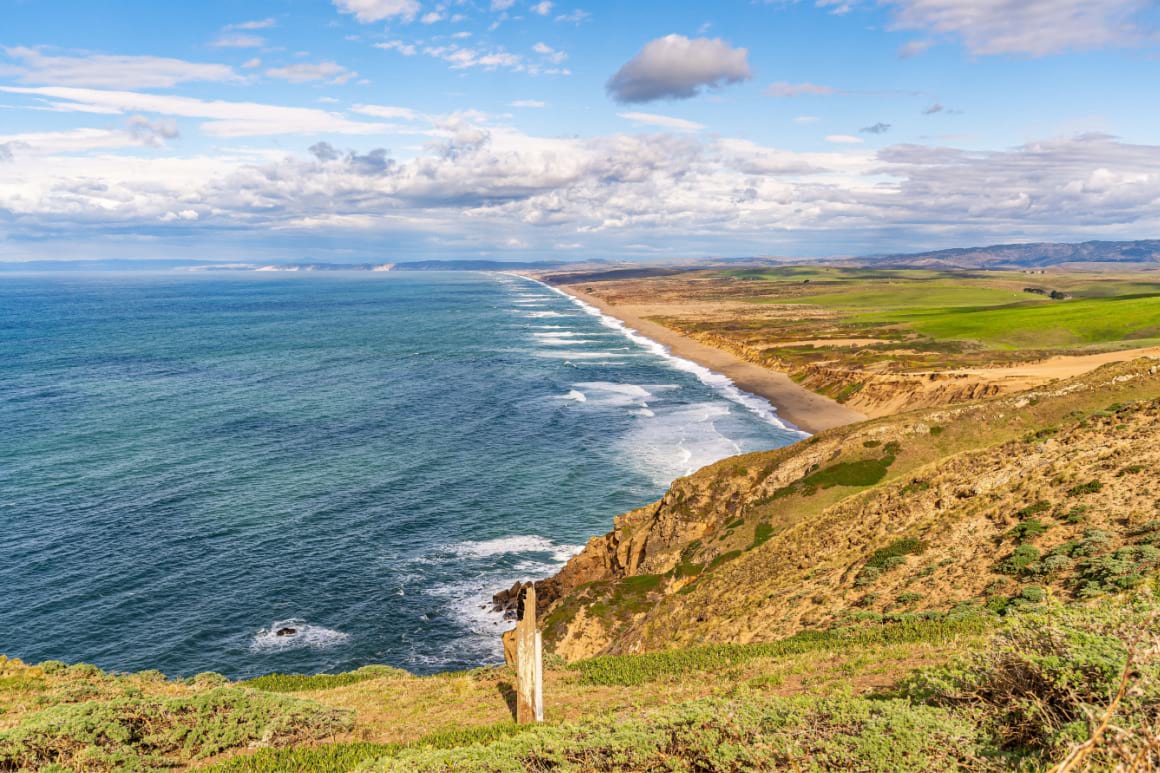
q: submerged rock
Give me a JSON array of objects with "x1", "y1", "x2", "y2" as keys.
[{"x1": 275, "y1": 627, "x2": 298, "y2": 637}]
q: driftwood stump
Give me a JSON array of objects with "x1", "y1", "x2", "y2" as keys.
[{"x1": 513, "y1": 584, "x2": 543, "y2": 723}]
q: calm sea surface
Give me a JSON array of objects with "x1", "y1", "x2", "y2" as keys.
[{"x1": 0, "y1": 271, "x2": 802, "y2": 677}]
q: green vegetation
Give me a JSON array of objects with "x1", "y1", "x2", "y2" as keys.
[
  {"x1": 242, "y1": 665, "x2": 405, "y2": 693},
  {"x1": 0, "y1": 687, "x2": 350, "y2": 771},
  {"x1": 864, "y1": 538, "x2": 927, "y2": 571},
  {"x1": 206, "y1": 724, "x2": 531, "y2": 773},
  {"x1": 900, "y1": 597, "x2": 1160, "y2": 768},
  {"x1": 572, "y1": 617, "x2": 988, "y2": 687},
  {"x1": 367, "y1": 692, "x2": 978, "y2": 772}
]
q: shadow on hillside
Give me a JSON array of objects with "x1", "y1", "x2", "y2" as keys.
[{"x1": 496, "y1": 681, "x2": 517, "y2": 721}]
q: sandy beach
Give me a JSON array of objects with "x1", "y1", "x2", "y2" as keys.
[{"x1": 541, "y1": 281, "x2": 868, "y2": 434}]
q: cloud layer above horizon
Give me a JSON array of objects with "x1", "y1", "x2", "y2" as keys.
[{"x1": 0, "y1": 0, "x2": 1158, "y2": 261}]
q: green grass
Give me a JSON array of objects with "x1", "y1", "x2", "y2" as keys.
[
  {"x1": 873, "y1": 294, "x2": 1160, "y2": 349},
  {"x1": 205, "y1": 723, "x2": 531, "y2": 773},
  {"x1": 0, "y1": 687, "x2": 352, "y2": 772},
  {"x1": 241, "y1": 665, "x2": 406, "y2": 693},
  {"x1": 781, "y1": 283, "x2": 1033, "y2": 311},
  {"x1": 365, "y1": 693, "x2": 980, "y2": 772},
  {"x1": 571, "y1": 617, "x2": 990, "y2": 687},
  {"x1": 803, "y1": 456, "x2": 894, "y2": 488}
]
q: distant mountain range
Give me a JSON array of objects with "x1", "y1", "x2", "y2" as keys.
[{"x1": 854, "y1": 240, "x2": 1160, "y2": 270}]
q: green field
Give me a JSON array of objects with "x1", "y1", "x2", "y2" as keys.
[
  {"x1": 878, "y1": 293, "x2": 1160, "y2": 349},
  {"x1": 723, "y1": 267, "x2": 1160, "y2": 353}
]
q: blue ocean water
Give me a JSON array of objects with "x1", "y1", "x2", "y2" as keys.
[{"x1": 0, "y1": 271, "x2": 802, "y2": 678}]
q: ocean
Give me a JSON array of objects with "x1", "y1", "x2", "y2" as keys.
[{"x1": 0, "y1": 271, "x2": 803, "y2": 678}]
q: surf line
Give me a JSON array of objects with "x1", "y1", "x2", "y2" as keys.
[{"x1": 501, "y1": 273, "x2": 808, "y2": 437}]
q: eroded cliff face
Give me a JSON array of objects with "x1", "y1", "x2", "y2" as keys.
[
  {"x1": 682, "y1": 330, "x2": 1015, "y2": 418},
  {"x1": 534, "y1": 360, "x2": 1160, "y2": 661}
]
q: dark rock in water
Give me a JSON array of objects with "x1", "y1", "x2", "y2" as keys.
[
  {"x1": 491, "y1": 580, "x2": 537, "y2": 617},
  {"x1": 275, "y1": 627, "x2": 298, "y2": 637}
]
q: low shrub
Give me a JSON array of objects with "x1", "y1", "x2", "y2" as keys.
[
  {"x1": 367, "y1": 693, "x2": 980, "y2": 772},
  {"x1": 0, "y1": 688, "x2": 352, "y2": 771},
  {"x1": 242, "y1": 665, "x2": 406, "y2": 693},
  {"x1": 899, "y1": 598, "x2": 1160, "y2": 767}
]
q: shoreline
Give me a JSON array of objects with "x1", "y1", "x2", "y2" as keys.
[{"x1": 531, "y1": 277, "x2": 867, "y2": 434}]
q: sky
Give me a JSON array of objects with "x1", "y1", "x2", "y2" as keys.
[{"x1": 1, "y1": 0, "x2": 1159, "y2": 263}]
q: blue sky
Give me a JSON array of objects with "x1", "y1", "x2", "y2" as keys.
[{"x1": 1, "y1": 0, "x2": 1159, "y2": 262}]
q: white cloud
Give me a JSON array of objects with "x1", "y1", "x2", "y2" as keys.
[
  {"x1": 0, "y1": 86, "x2": 392, "y2": 137},
  {"x1": 210, "y1": 34, "x2": 265, "y2": 48},
  {"x1": 242, "y1": 58, "x2": 262, "y2": 69},
  {"x1": 376, "y1": 41, "x2": 418, "y2": 56},
  {"x1": 511, "y1": 99, "x2": 547, "y2": 108},
  {"x1": 618, "y1": 111, "x2": 704, "y2": 132},
  {"x1": 825, "y1": 134, "x2": 864, "y2": 144},
  {"x1": 423, "y1": 44, "x2": 523, "y2": 71},
  {"x1": 351, "y1": 104, "x2": 421, "y2": 120},
  {"x1": 531, "y1": 1, "x2": 554, "y2": 15},
  {"x1": 0, "y1": 47, "x2": 241, "y2": 88},
  {"x1": 793, "y1": 115, "x2": 820, "y2": 124},
  {"x1": 606, "y1": 35, "x2": 751, "y2": 103},
  {"x1": 491, "y1": 0, "x2": 516, "y2": 9},
  {"x1": 532, "y1": 42, "x2": 567, "y2": 63},
  {"x1": 555, "y1": 9, "x2": 590, "y2": 23},
  {"x1": 897, "y1": 39, "x2": 933, "y2": 58},
  {"x1": 766, "y1": 81, "x2": 840, "y2": 97},
  {"x1": 883, "y1": 0, "x2": 1151, "y2": 56},
  {"x1": 265, "y1": 61, "x2": 357, "y2": 84},
  {"x1": 421, "y1": 11, "x2": 444, "y2": 23},
  {"x1": 332, "y1": 0, "x2": 420, "y2": 23},
  {"x1": 227, "y1": 18, "x2": 277, "y2": 30}
]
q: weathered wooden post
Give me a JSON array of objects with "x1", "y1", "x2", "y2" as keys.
[{"x1": 514, "y1": 583, "x2": 543, "y2": 723}]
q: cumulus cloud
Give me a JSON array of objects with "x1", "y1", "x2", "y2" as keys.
[
  {"x1": 883, "y1": 0, "x2": 1152, "y2": 56},
  {"x1": 0, "y1": 47, "x2": 241, "y2": 88},
  {"x1": 860, "y1": 122, "x2": 891, "y2": 134},
  {"x1": 4, "y1": 113, "x2": 1160, "y2": 258},
  {"x1": 606, "y1": 35, "x2": 751, "y2": 103},
  {"x1": 618, "y1": 111, "x2": 704, "y2": 132},
  {"x1": 126, "y1": 116, "x2": 180, "y2": 147},
  {"x1": 531, "y1": 2, "x2": 554, "y2": 15},
  {"x1": 332, "y1": 0, "x2": 420, "y2": 23}
]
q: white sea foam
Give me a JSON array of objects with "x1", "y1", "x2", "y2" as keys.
[
  {"x1": 443, "y1": 535, "x2": 583, "y2": 562},
  {"x1": 510, "y1": 275, "x2": 808, "y2": 437},
  {"x1": 620, "y1": 401, "x2": 745, "y2": 482},
  {"x1": 531, "y1": 331, "x2": 582, "y2": 338},
  {"x1": 249, "y1": 620, "x2": 350, "y2": 653},
  {"x1": 562, "y1": 389, "x2": 587, "y2": 402},
  {"x1": 424, "y1": 536, "x2": 585, "y2": 664},
  {"x1": 536, "y1": 338, "x2": 598, "y2": 346},
  {"x1": 535, "y1": 351, "x2": 629, "y2": 359},
  {"x1": 524, "y1": 311, "x2": 571, "y2": 318}
]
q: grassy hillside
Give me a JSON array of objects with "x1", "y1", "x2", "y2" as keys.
[
  {"x1": 1, "y1": 596, "x2": 1155, "y2": 771},
  {"x1": 535, "y1": 359, "x2": 1160, "y2": 660},
  {"x1": 3, "y1": 360, "x2": 1159, "y2": 771}
]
